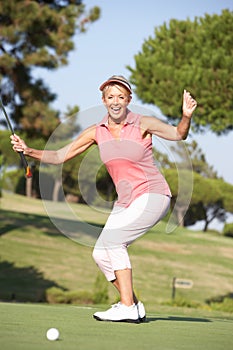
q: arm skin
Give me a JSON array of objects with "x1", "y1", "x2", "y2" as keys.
[
  {"x1": 10, "y1": 125, "x2": 96, "y2": 165},
  {"x1": 10, "y1": 91, "x2": 197, "y2": 161},
  {"x1": 140, "y1": 90, "x2": 197, "y2": 141}
]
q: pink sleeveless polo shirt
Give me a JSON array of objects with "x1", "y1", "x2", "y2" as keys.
[{"x1": 95, "y1": 110, "x2": 171, "y2": 207}]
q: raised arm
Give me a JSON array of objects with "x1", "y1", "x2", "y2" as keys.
[
  {"x1": 10, "y1": 125, "x2": 96, "y2": 165},
  {"x1": 141, "y1": 90, "x2": 197, "y2": 141}
]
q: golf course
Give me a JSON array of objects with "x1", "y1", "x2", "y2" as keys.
[{"x1": 0, "y1": 192, "x2": 233, "y2": 349}]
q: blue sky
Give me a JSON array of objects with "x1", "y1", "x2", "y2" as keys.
[{"x1": 35, "y1": 0, "x2": 233, "y2": 184}]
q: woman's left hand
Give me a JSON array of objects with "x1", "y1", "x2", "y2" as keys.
[{"x1": 182, "y1": 90, "x2": 197, "y2": 118}]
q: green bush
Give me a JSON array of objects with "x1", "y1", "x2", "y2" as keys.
[
  {"x1": 39, "y1": 272, "x2": 110, "y2": 305},
  {"x1": 162, "y1": 297, "x2": 201, "y2": 309},
  {"x1": 206, "y1": 292, "x2": 233, "y2": 313},
  {"x1": 223, "y1": 223, "x2": 233, "y2": 238},
  {"x1": 66, "y1": 290, "x2": 93, "y2": 304},
  {"x1": 45, "y1": 287, "x2": 93, "y2": 304},
  {"x1": 93, "y1": 272, "x2": 109, "y2": 304},
  {"x1": 45, "y1": 287, "x2": 68, "y2": 304},
  {"x1": 209, "y1": 298, "x2": 233, "y2": 313},
  {"x1": 2, "y1": 169, "x2": 25, "y2": 193}
]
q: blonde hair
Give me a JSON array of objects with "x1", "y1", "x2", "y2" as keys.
[{"x1": 102, "y1": 83, "x2": 132, "y2": 99}]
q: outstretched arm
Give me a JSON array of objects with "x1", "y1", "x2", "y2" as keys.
[
  {"x1": 141, "y1": 90, "x2": 197, "y2": 140},
  {"x1": 10, "y1": 125, "x2": 96, "y2": 164}
]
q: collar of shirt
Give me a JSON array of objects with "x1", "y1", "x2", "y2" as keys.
[{"x1": 97, "y1": 109, "x2": 136, "y2": 127}]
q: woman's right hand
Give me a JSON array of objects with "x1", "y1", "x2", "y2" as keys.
[{"x1": 10, "y1": 134, "x2": 28, "y2": 153}]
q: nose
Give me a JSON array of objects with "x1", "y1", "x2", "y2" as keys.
[{"x1": 113, "y1": 96, "x2": 119, "y2": 104}]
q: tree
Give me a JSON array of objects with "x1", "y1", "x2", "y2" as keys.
[
  {"x1": 0, "y1": 0, "x2": 100, "y2": 139},
  {"x1": 72, "y1": 145, "x2": 116, "y2": 207},
  {"x1": 153, "y1": 148, "x2": 174, "y2": 169},
  {"x1": 212, "y1": 178, "x2": 233, "y2": 214},
  {"x1": 170, "y1": 140, "x2": 218, "y2": 178},
  {"x1": 38, "y1": 106, "x2": 81, "y2": 201},
  {"x1": 190, "y1": 176, "x2": 227, "y2": 232},
  {"x1": 128, "y1": 10, "x2": 233, "y2": 135},
  {"x1": 0, "y1": 153, "x2": 3, "y2": 197},
  {"x1": 164, "y1": 168, "x2": 233, "y2": 231},
  {"x1": 163, "y1": 168, "x2": 194, "y2": 227},
  {"x1": 188, "y1": 177, "x2": 233, "y2": 232}
]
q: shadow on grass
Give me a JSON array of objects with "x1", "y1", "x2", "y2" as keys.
[
  {"x1": 0, "y1": 260, "x2": 66, "y2": 302},
  {"x1": 146, "y1": 316, "x2": 212, "y2": 323},
  {"x1": 0, "y1": 209, "x2": 104, "y2": 241},
  {"x1": 0, "y1": 210, "x2": 59, "y2": 236}
]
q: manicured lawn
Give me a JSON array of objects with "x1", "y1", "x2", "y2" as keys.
[{"x1": 0, "y1": 302, "x2": 232, "y2": 350}]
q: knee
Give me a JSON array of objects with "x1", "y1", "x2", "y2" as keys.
[{"x1": 92, "y1": 247, "x2": 103, "y2": 265}]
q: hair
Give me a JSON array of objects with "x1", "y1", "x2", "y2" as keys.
[{"x1": 102, "y1": 83, "x2": 132, "y2": 99}]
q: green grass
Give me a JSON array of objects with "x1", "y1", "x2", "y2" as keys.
[
  {"x1": 0, "y1": 302, "x2": 232, "y2": 350},
  {"x1": 0, "y1": 192, "x2": 233, "y2": 349},
  {"x1": 0, "y1": 192, "x2": 233, "y2": 307}
]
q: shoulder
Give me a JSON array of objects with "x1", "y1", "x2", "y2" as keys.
[
  {"x1": 85, "y1": 124, "x2": 97, "y2": 135},
  {"x1": 140, "y1": 115, "x2": 161, "y2": 134},
  {"x1": 140, "y1": 115, "x2": 161, "y2": 126},
  {"x1": 75, "y1": 124, "x2": 97, "y2": 142}
]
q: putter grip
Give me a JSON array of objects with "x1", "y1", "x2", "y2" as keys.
[{"x1": 19, "y1": 152, "x2": 32, "y2": 178}]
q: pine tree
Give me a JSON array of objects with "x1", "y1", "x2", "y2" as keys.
[
  {"x1": 128, "y1": 10, "x2": 233, "y2": 135},
  {"x1": 0, "y1": 0, "x2": 100, "y2": 139}
]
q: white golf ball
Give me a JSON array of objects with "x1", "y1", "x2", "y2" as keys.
[{"x1": 46, "y1": 328, "x2": 59, "y2": 341}]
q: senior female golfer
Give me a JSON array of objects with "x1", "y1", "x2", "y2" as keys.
[{"x1": 11, "y1": 75, "x2": 197, "y2": 323}]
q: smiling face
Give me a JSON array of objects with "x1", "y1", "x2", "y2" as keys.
[{"x1": 102, "y1": 84, "x2": 132, "y2": 124}]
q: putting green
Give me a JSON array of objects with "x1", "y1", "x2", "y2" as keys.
[{"x1": 0, "y1": 302, "x2": 232, "y2": 350}]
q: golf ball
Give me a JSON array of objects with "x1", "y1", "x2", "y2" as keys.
[{"x1": 46, "y1": 328, "x2": 59, "y2": 341}]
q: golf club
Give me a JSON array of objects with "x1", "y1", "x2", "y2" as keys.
[{"x1": 0, "y1": 98, "x2": 32, "y2": 178}]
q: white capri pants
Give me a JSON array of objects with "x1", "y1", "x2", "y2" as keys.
[{"x1": 92, "y1": 193, "x2": 170, "y2": 281}]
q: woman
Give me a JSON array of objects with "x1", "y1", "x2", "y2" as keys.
[{"x1": 11, "y1": 75, "x2": 197, "y2": 323}]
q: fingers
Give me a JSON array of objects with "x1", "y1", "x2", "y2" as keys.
[
  {"x1": 183, "y1": 90, "x2": 197, "y2": 110},
  {"x1": 10, "y1": 133, "x2": 19, "y2": 142},
  {"x1": 10, "y1": 133, "x2": 27, "y2": 153},
  {"x1": 182, "y1": 89, "x2": 197, "y2": 118},
  {"x1": 183, "y1": 89, "x2": 197, "y2": 106}
]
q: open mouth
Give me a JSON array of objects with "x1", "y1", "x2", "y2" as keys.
[{"x1": 111, "y1": 107, "x2": 121, "y2": 114}]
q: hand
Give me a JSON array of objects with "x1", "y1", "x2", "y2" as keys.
[
  {"x1": 10, "y1": 134, "x2": 28, "y2": 153},
  {"x1": 182, "y1": 90, "x2": 197, "y2": 118}
]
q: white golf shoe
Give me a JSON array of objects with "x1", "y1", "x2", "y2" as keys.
[
  {"x1": 93, "y1": 302, "x2": 140, "y2": 323},
  {"x1": 137, "y1": 301, "x2": 146, "y2": 322}
]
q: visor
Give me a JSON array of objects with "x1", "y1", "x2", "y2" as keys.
[{"x1": 99, "y1": 75, "x2": 132, "y2": 94}]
